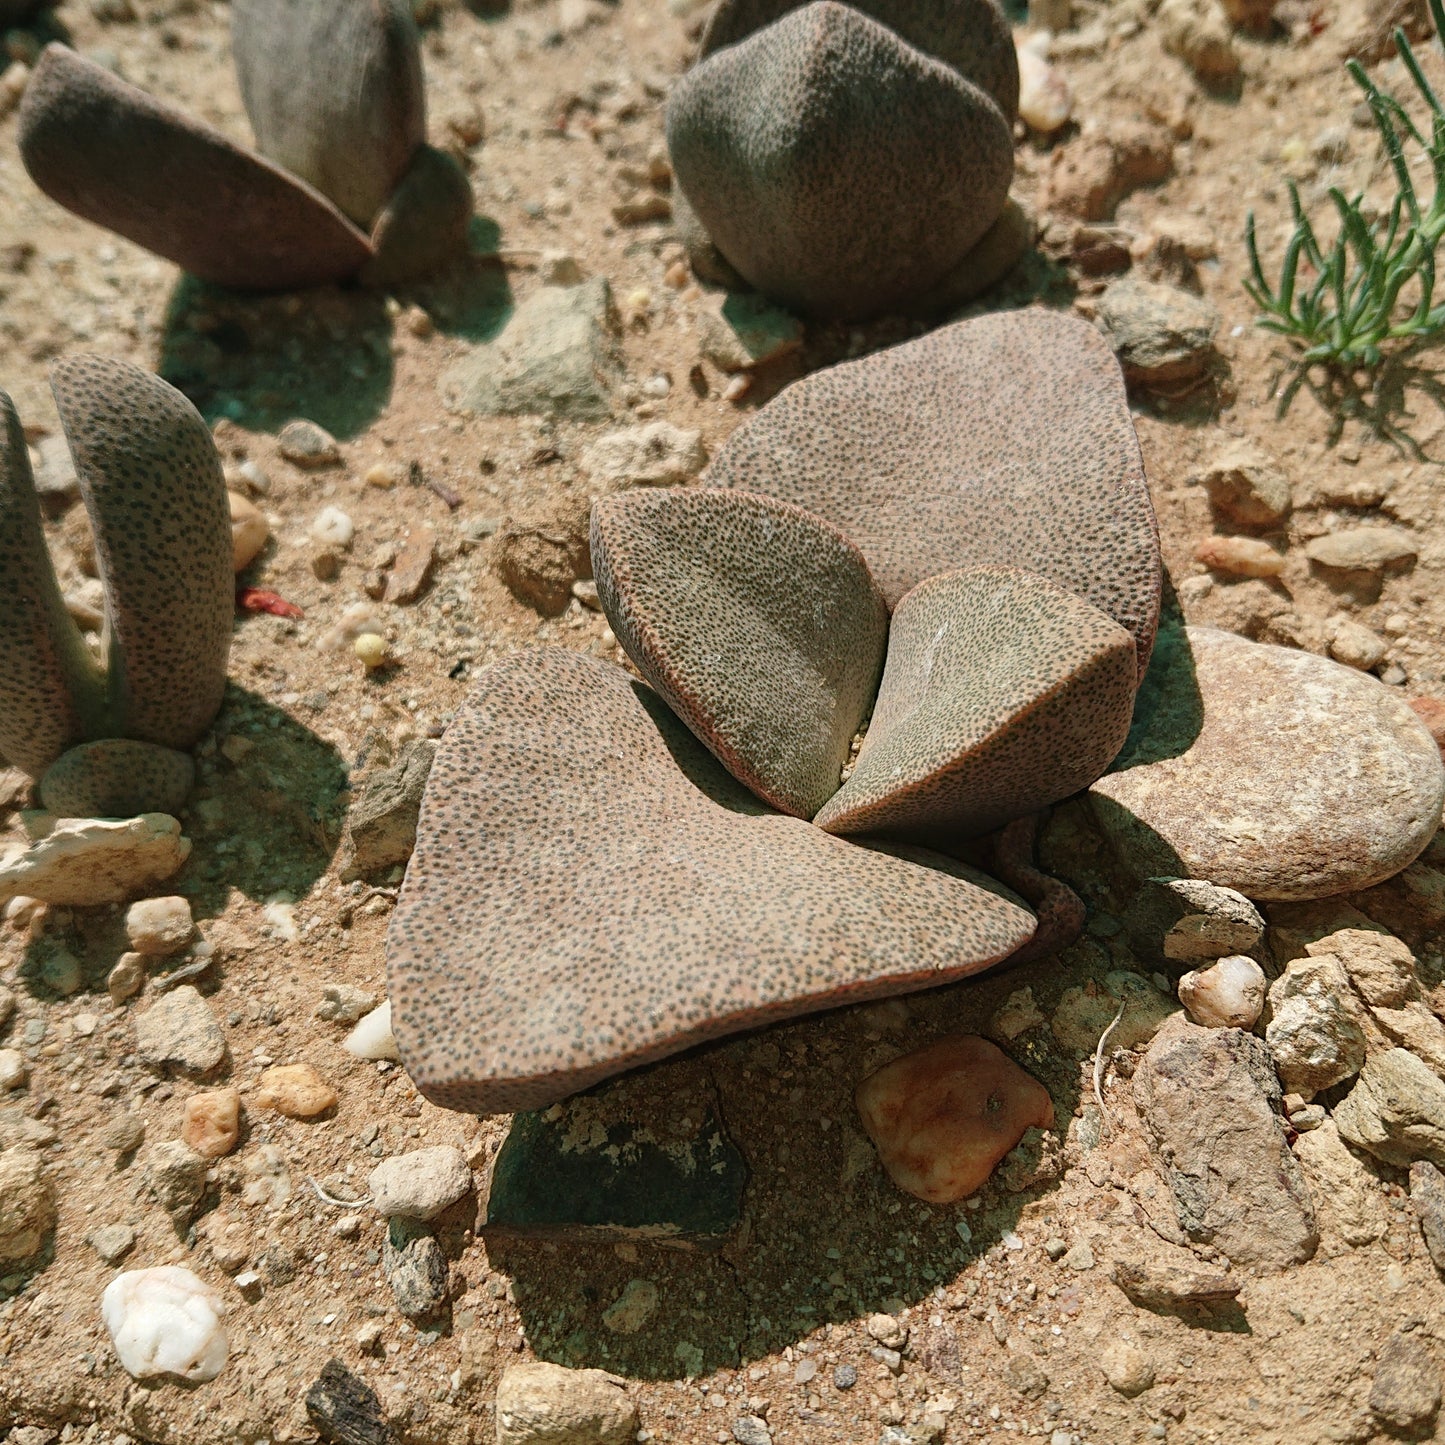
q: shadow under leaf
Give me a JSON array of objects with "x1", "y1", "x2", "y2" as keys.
[{"x1": 158, "y1": 275, "x2": 394, "y2": 439}]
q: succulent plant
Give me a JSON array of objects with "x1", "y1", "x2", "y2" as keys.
[
  {"x1": 17, "y1": 0, "x2": 472, "y2": 292},
  {"x1": 0, "y1": 355, "x2": 232, "y2": 817},
  {"x1": 666, "y1": 0, "x2": 1022, "y2": 319},
  {"x1": 387, "y1": 310, "x2": 1161, "y2": 1115}
]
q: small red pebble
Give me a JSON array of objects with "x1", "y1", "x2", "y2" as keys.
[
  {"x1": 236, "y1": 587, "x2": 304, "y2": 620},
  {"x1": 1409, "y1": 696, "x2": 1445, "y2": 756}
]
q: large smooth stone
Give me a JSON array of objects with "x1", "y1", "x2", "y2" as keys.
[
  {"x1": 703, "y1": 310, "x2": 1161, "y2": 677},
  {"x1": 232, "y1": 0, "x2": 423, "y2": 227},
  {"x1": 385, "y1": 650, "x2": 1034, "y2": 1114},
  {"x1": 18, "y1": 45, "x2": 373, "y2": 291},
  {"x1": 1091, "y1": 626, "x2": 1445, "y2": 901},
  {"x1": 667, "y1": 0, "x2": 1013, "y2": 320},
  {"x1": 815, "y1": 567, "x2": 1136, "y2": 838},
  {"x1": 591, "y1": 487, "x2": 888, "y2": 819}
]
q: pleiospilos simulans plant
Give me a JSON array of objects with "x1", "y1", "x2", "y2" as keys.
[
  {"x1": 665, "y1": 0, "x2": 1024, "y2": 320},
  {"x1": 386, "y1": 310, "x2": 1166, "y2": 1116},
  {"x1": 17, "y1": 0, "x2": 472, "y2": 292},
  {"x1": 0, "y1": 355, "x2": 231, "y2": 818}
]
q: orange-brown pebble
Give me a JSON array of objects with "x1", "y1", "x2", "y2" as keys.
[
  {"x1": 855, "y1": 1035, "x2": 1054, "y2": 1203},
  {"x1": 1410, "y1": 696, "x2": 1445, "y2": 757},
  {"x1": 182, "y1": 1087, "x2": 240, "y2": 1158},
  {"x1": 1194, "y1": 535, "x2": 1284, "y2": 578},
  {"x1": 229, "y1": 491, "x2": 268, "y2": 572},
  {"x1": 252, "y1": 1063, "x2": 337, "y2": 1119}
]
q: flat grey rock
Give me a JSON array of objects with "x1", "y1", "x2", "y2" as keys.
[
  {"x1": 1133, "y1": 1014, "x2": 1318, "y2": 1270},
  {"x1": 441, "y1": 280, "x2": 623, "y2": 421}
]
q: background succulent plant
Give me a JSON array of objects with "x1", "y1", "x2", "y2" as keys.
[
  {"x1": 0, "y1": 355, "x2": 232, "y2": 817},
  {"x1": 387, "y1": 310, "x2": 1160, "y2": 1115},
  {"x1": 17, "y1": 0, "x2": 471, "y2": 292},
  {"x1": 665, "y1": 0, "x2": 1020, "y2": 319}
]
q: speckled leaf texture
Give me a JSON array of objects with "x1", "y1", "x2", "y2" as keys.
[
  {"x1": 697, "y1": 0, "x2": 1019, "y2": 114},
  {"x1": 52, "y1": 355, "x2": 233, "y2": 754},
  {"x1": 18, "y1": 44, "x2": 373, "y2": 290},
  {"x1": 0, "y1": 391, "x2": 104, "y2": 776},
  {"x1": 232, "y1": 0, "x2": 425, "y2": 227},
  {"x1": 666, "y1": 0, "x2": 1014, "y2": 319},
  {"x1": 704, "y1": 310, "x2": 1163, "y2": 679},
  {"x1": 814, "y1": 567, "x2": 1138, "y2": 838},
  {"x1": 592, "y1": 487, "x2": 888, "y2": 819},
  {"x1": 385, "y1": 650, "x2": 1035, "y2": 1115}
]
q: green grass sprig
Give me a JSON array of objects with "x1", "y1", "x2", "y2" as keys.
[{"x1": 1245, "y1": 0, "x2": 1445, "y2": 369}]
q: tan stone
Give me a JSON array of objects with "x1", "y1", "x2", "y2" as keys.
[
  {"x1": 253, "y1": 1064, "x2": 337, "y2": 1119},
  {"x1": 182, "y1": 1088, "x2": 241, "y2": 1159}
]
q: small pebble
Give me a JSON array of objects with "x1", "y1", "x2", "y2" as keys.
[
  {"x1": 344, "y1": 999, "x2": 400, "y2": 1059},
  {"x1": 229, "y1": 491, "x2": 269, "y2": 572},
  {"x1": 278, "y1": 420, "x2": 340, "y2": 468},
  {"x1": 1194, "y1": 535, "x2": 1285, "y2": 578},
  {"x1": 368, "y1": 1144, "x2": 473, "y2": 1220},
  {"x1": 1329, "y1": 620, "x2": 1388, "y2": 671},
  {"x1": 1017, "y1": 38, "x2": 1072, "y2": 132},
  {"x1": 88, "y1": 1222, "x2": 136, "y2": 1264},
  {"x1": 182, "y1": 1087, "x2": 241, "y2": 1159},
  {"x1": 316, "y1": 983, "x2": 376, "y2": 1024},
  {"x1": 101, "y1": 1266, "x2": 228, "y2": 1382},
  {"x1": 125, "y1": 895, "x2": 194, "y2": 956},
  {"x1": 1177, "y1": 954, "x2": 1266, "y2": 1029},
  {"x1": 833, "y1": 1364, "x2": 857, "y2": 1389},
  {"x1": 107, "y1": 952, "x2": 146, "y2": 1004},
  {"x1": 253, "y1": 1063, "x2": 337, "y2": 1119},
  {"x1": 365, "y1": 462, "x2": 403, "y2": 490},
  {"x1": 311, "y1": 506, "x2": 355, "y2": 549},
  {"x1": 0, "y1": 1048, "x2": 27, "y2": 1090}
]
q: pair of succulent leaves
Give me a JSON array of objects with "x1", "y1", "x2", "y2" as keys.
[
  {"x1": 667, "y1": 0, "x2": 1021, "y2": 319},
  {"x1": 0, "y1": 357, "x2": 230, "y2": 817},
  {"x1": 17, "y1": 0, "x2": 469, "y2": 291},
  {"x1": 386, "y1": 312, "x2": 1164, "y2": 1115}
]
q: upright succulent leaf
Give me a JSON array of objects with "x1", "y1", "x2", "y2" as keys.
[
  {"x1": 51, "y1": 356, "x2": 232, "y2": 754},
  {"x1": 667, "y1": 0, "x2": 1013, "y2": 319},
  {"x1": 698, "y1": 0, "x2": 1019, "y2": 122},
  {"x1": 386, "y1": 650, "x2": 1035, "y2": 1114},
  {"x1": 18, "y1": 45, "x2": 374, "y2": 290},
  {"x1": 592, "y1": 488, "x2": 888, "y2": 819},
  {"x1": 232, "y1": 0, "x2": 425, "y2": 228},
  {"x1": 361, "y1": 144, "x2": 475, "y2": 287},
  {"x1": 704, "y1": 310, "x2": 1163, "y2": 677},
  {"x1": 0, "y1": 392, "x2": 105, "y2": 776},
  {"x1": 814, "y1": 568, "x2": 1138, "y2": 838}
]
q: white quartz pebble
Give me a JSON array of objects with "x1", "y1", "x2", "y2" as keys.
[
  {"x1": 310, "y1": 506, "x2": 355, "y2": 549},
  {"x1": 344, "y1": 998, "x2": 400, "y2": 1061},
  {"x1": 1177, "y1": 954, "x2": 1267, "y2": 1030},
  {"x1": 101, "y1": 1266, "x2": 228, "y2": 1382}
]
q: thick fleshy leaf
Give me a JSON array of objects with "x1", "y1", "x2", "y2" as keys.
[
  {"x1": 666, "y1": 1, "x2": 1013, "y2": 320},
  {"x1": 232, "y1": 0, "x2": 424, "y2": 227},
  {"x1": 18, "y1": 44, "x2": 373, "y2": 291},
  {"x1": 52, "y1": 355, "x2": 233, "y2": 753},
  {"x1": 592, "y1": 487, "x2": 888, "y2": 819},
  {"x1": 704, "y1": 310, "x2": 1162, "y2": 679},
  {"x1": 698, "y1": 0, "x2": 1019, "y2": 123},
  {"x1": 0, "y1": 390, "x2": 104, "y2": 776},
  {"x1": 386, "y1": 650, "x2": 1035, "y2": 1114},
  {"x1": 814, "y1": 567, "x2": 1137, "y2": 839}
]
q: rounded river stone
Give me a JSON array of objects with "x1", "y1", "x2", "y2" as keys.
[
  {"x1": 385, "y1": 649, "x2": 1035, "y2": 1115},
  {"x1": 1090, "y1": 626, "x2": 1445, "y2": 901}
]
